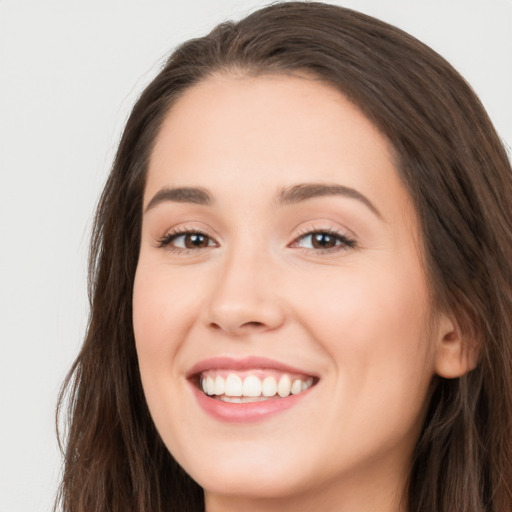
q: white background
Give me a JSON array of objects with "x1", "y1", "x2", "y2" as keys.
[{"x1": 0, "y1": 1, "x2": 510, "y2": 511}]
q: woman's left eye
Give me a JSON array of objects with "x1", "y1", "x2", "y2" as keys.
[{"x1": 291, "y1": 230, "x2": 356, "y2": 251}]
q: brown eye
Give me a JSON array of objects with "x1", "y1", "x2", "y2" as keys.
[
  {"x1": 158, "y1": 231, "x2": 217, "y2": 251},
  {"x1": 182, "y1": 233, "x2": 210, "y2": 248},
  {"x1": 293, "y1": 230, "x2": 356, "y2": 252},
  {"x1": 310, "y1": 232, "x2": 338, "y2": 249}
]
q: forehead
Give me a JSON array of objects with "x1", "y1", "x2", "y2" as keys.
[{"x1": 145, "y1": 72, "x2": 415, "y2": 227}]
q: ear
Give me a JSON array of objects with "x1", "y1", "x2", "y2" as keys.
[{"x1": 434, "y1": 314, "x2": 479, "y2": 379}]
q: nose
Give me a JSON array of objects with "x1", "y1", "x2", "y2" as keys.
[{"x1": 204, "y1": 248, "x2": 286, "y2": 335}]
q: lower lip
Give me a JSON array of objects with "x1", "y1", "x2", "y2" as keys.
[{"x1": 190, "y1": 382, "x2": 313, "y2": 423}]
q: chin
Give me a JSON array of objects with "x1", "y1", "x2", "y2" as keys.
[
  {"x1": 178, "y1": 444, "x2": 318, "y2": 500},
  {"x1": 196, "y1": 466, "x2": 307, "y2": 500}
]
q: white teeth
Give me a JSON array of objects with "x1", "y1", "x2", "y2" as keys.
[
  {"x1": 206, "y1": 376, "x2": 215, "y2": 396},
  {"x1": 243, "y1": 375, "x2": 262, "y2": 397},
  {"x1": 200, "y1": 372, "x2": 315, "y2": 399},
  {"x1": 277, "y1": 374, "x2": 292, "y2": 397},
  {"x1": 262, "y1": 376, "x2": 277, "y2": 397},
  {"x1": 214, "y1": 375, "x2": 225, "y2": 395},
  {"x1": 302, "y1": 378, "x2": 313, "y2": 391},
  {"x1": 291, "y1": 379, "x2": 302, "y2": 395},
  {"x1": 225, "y1": 374, "x2": 243, "y2": 397}
]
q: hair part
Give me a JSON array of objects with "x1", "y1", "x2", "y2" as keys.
[{"x1": 56, "y1": 3, "x2": 512, "y2": 511}]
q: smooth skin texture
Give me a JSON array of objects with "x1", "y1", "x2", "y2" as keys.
[{"x1": 133, "y1": 73, "x2": 473, "y2": 512}]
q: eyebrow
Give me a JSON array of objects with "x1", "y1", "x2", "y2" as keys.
[
  {"x1": 145, "y1": 187, "x2": 213, "y2": 212},
  {"x1": 144, "y1": 182, "x2": 381, "y2": 219},
  {"x1": 277, "y1": 183, "x2": 382, "y2": 218}
]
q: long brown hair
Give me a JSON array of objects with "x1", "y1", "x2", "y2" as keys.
[{"x1": 56, "y1": 3, "x2": 512, "y2": 511}]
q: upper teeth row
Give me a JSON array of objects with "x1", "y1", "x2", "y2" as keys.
[{"x1": 201, "y1": 374, "x2": 314, "y2": 398}]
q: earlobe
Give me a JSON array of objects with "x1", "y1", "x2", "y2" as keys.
[{"x1": 434, "y1": 315, "x2": 479, "y2": 379}]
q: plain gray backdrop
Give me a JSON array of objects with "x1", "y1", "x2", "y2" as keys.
[{"x1": 1, "y1": 1, "x2": 510, "y2": 510}]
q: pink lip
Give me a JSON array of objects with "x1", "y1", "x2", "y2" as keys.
[
  {"x1": 190, "y1": 385, "x2": 313, "y2": 423},
  {"x1": 186, "y1": 356, "x2": 316, "y2": 378},
  {"x1": 186, "y1": 356, "x2": 318, "y2": 423}
]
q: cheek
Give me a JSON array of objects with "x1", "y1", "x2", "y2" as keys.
[
  {"x1": 290, "y1": 258, "x2": 436, "y2": 420},
  {"x1": 132, "y1": 262, "x2": 202, "y2": 445},
  {"x1": 132, "y1": 261, "x2": 200, "y2": 359},
  {"x1": 132, "y1": 262, "x2": 196, "y2": 429},
  {"x1": 294, "y1": 258, "x2": 430, "y2": 342}
]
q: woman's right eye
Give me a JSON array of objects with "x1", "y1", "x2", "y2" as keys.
[{"x1": 157, "y1": 231, "x2": 217, "y2": 251}]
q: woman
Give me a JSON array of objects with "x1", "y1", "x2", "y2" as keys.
[{"x1": 56, "y1": 2, "x2": 512, "y2": 511}]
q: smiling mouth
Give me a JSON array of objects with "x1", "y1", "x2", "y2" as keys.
[{"x1": 196, "y1": 370, "x2": 317, "y2": 403}]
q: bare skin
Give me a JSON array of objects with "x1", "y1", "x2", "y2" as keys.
[{"x1": 133, "y1": 73, "x2": 473, "y2": 512}]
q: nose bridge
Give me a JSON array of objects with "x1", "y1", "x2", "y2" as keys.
[{"x1": 205, "y1": 237, "x2": 284, "y2": 334}]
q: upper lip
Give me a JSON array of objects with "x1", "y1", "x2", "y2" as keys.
[{"x1": 186, "y1": 356, "x2": 318, "y2": 379}]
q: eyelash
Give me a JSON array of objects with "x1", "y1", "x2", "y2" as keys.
[
  {"x1": 156, "y1": 228, "x2": 216, "y2": 254},
  {"x1": 156, "y1": 227, "x2": 357, "y2": 255},
  {"x1": 291, "y1": 227, "x2": 357, "y2": 254}
]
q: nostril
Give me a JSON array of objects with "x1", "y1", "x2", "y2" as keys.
[
  {"x1": 241, "y1": 321, "x2": 265, "y2": 328},
  {"x1": 209, "y1": 320, "x2": 265, "y2": 331}
]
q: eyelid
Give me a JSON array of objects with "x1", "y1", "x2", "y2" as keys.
[
  {"x1": 155, "y1": 224, "x2": 219, "y2": 252},
  {"x1": 289, "y1": 224, "x2": 357, "y2": 253}
]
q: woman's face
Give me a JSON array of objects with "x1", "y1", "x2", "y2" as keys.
[{"x1": 133, "y1": 73, "x2": 451, "y2": 508}]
